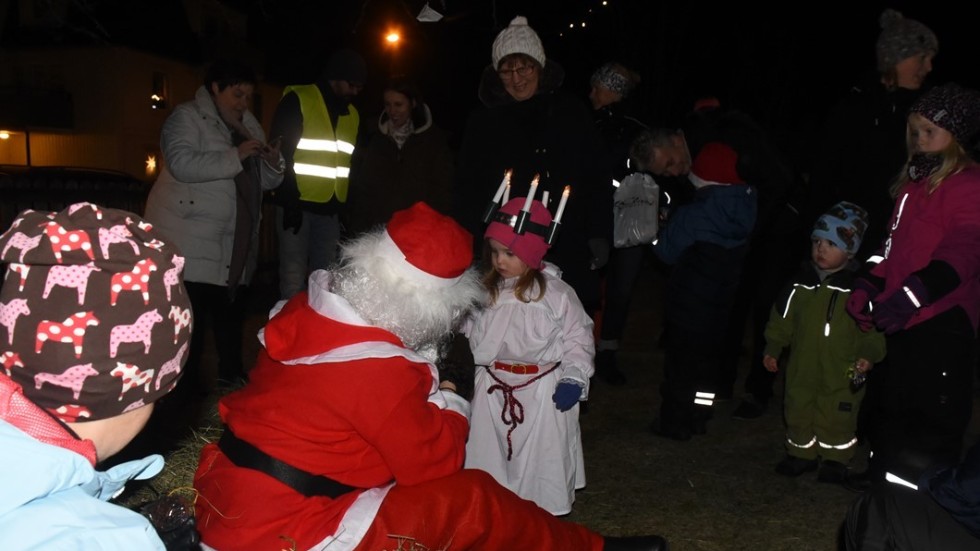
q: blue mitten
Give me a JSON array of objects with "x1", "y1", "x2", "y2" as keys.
[
  {"x1": 873, "y1": 275, "x2": 929, "y2": 334},
  {"x1": 552, "y1": 381, "x2": 583, "y2": 412}
]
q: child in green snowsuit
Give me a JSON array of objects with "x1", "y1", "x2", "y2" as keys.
[{"x1": 763, "y1": 201, "x2": 886, "y2": 484}]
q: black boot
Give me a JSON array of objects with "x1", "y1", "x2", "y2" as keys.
[
  {"x1": 603, "y1": 535, "x2": 669, "y2": 551},
  {"x1": 596, "y1": 349, "x2": 627, "y2": 385}
]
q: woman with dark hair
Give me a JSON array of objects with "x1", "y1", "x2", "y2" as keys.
[
  {"x1": 345, "y1": 77, "x2": 454, "y2": 236},
  {"x1": 144, "y1": 58, "x2": 283, "y2": 391}
]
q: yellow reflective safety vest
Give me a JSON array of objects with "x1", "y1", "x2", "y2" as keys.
[{"x1": 284, "y1": 84, "x2": 359, "y2": 203}]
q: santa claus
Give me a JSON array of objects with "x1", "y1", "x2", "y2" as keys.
[{"x1": 192, "y1": 202, "x2": 666, "y2": 550}]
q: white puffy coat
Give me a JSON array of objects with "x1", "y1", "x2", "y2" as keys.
[{"x1": 144, "y1": 86, "x2": 282, "y2": 287}]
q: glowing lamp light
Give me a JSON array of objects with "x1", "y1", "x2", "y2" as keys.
[
  {"x1": 145, "y1": 154, "x2": 157, "y2": 175},
  {"x1": 385, "y1": 32, "x2": 400, "y2": 44},
  {"x1": 0, "y1": 131, "x2": 9, "y2": 140}
]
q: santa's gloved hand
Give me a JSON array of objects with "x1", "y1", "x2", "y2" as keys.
[
  {"x1": 588, "y1": 238, "x2": 610, "y2": 270},
  {"x1": 846, "y1": 277, "x2": 881, "y2": 331},
  {"x1": 553, "y1": 380, "x2": 583, "y2": 412},
  {"x1": 137, "y1": 495, "x2": 201, "y2": 551},
  {"x1": 873, "y1": 275, "x2": 929, "y2": 334}
]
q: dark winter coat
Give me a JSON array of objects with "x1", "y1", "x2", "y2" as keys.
[
  {"x1": 808, "y1": 73, "x2": 923, "y2": 258},
  {"x1": 455, "y1": 60, "x2": 609, "y2": 308},
  {"x1": 345, "y1": 104, "x2": 454, "y2": 235},
  {"x1": 654, "y1": 182, "x2": 757, "y2": 332}
]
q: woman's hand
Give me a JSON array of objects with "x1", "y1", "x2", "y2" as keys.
[
  {"x1": 260, "y1": 136, "x2": 282, "y2": 165},
  {"x1": 237, "y1": 139, "x2": 264, "y2": 161}
]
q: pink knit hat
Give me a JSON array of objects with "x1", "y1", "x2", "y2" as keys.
[{"x1": 485, "y1": 197, "x2": 553, "y2": 270}]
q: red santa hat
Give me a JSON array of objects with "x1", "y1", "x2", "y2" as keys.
[
  {"x1": 690, "y1": 141, "x2": 745, "y2": 186},
  {"x1": 379, "y1": 202, "x2": 473, "y2": 288}
]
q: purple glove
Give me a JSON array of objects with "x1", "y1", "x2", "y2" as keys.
[
  {"x1": 553, "y1": 381, "x2": 583, "y2": 412},
  {"x1": 873, "y1": 275, "x2": 930, "y2": 334},
  {"x1": 846, "y1": 278, "x2": 881, "y2": 332}
]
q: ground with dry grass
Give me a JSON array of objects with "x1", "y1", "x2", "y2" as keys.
[{"x1": 115, "y1": 261, "x2": 979, "y2": 551}]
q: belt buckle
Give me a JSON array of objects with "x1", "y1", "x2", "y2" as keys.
[{"x1": 512, "y1": 363, "x2": 536, "y2": 375}]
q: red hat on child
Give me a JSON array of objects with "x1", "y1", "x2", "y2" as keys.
[
  {"x1": 485, "y1": 197, "x2": 553, "y2": 270},
  {"x1": 381, "y1": 202, "x2": 473, "y2": 287},
  {"x1": 691, "y1": 142, "x2": 744, "y2": 185}
]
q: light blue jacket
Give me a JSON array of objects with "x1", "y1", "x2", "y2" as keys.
[{"x1": 0, "y1": 420, "x2": 167, "y2": 550}]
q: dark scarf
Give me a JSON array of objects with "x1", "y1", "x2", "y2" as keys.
[
  {"x1": 907, "y1": 153, "x2": 942, "y2": 181},
  {"x1": 227, "y1": 125, "x2": 262, "y2": 299}
]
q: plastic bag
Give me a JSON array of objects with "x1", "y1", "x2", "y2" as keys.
[{"x1": 613, "y1": 172, "x2": 659, "y2": 248}]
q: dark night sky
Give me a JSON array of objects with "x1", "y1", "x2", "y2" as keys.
[
  {"x1": 236, "y1": 2, "x2": 974, "y2": 139},
  {"x1": 3, "y1": 0, "x2": 973, "y2": 167}
]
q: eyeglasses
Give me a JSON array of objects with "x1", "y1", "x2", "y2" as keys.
[{"x1": 497, "y1": 65, "x2": 535, "y2": 81}]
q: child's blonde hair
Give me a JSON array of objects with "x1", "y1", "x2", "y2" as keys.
[{"x1": 481, "y1": 242, "x2": 546, "y2": 305}]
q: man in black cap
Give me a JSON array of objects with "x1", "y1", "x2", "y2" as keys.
[{"x1": 270, "y1": 48, "x2": 367, "y2": 299}]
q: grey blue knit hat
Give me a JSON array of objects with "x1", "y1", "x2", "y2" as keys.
[
  {"x1": 492, "y1": 16, "x2": 546, "y2": 69},
  {"x1": 591, "y1": 63, "x2": 639, "y2": 99},
  {"x1": 911, "y1": 83, "x2": 980, "y2": 145},
  {"x1": 812, "y1": 201, "x2": 869, "y2": 256},
  {"x1": 876, "y1": 9, "x2": 938, "y2": 72}
]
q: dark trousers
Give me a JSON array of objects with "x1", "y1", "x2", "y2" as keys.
[
  {"x1": 661, "y1": 322, "x2": 721, "y2": 429},
  {"x1": 184, "y1": 281, "x2": 248, "y2": 388},
  {"x1": 843, "y1": 484, "x2": 980, "y2": 550},
  {"x1": 719, "y1": 205, "x2": 805, "y2": 400},
  {"x1": 599, "y1": 245, "x2": 647, "y2": 342},
  {"x1": 868, "y1": 307, "x2": 976, "y2": 478}
]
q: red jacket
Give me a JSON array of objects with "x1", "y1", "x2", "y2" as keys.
[{"x1": 193, "y1": 280, "x2": 470, "y2": 550}]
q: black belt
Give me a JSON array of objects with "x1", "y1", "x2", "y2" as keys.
[{"x1": 217, "y1": 427, "x2": 357, "y2": 498}]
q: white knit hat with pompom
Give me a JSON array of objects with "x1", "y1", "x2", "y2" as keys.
[{"x1": 491, "y1": 16, "x2": 546, "y2": 69}]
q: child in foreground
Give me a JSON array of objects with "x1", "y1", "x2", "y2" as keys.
[
  {"x1": 463, "y1": 197, "x2": 595, "y2": 516},
  {"x1": 764, "y1": 201, "x2": 886, "y2": 483}
]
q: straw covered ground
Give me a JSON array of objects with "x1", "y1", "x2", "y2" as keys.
[{"x1": 115, "y1": 261, "x2": 980, "y2": 551}]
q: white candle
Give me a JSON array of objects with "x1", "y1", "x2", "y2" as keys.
[
  {"x1": 503, "y1": 183, "x2": 510, "y2": 204},
  {"x1": 491, "y1": 169, "x2": 512, "y2": 203},
  {"x1": 522, "y1": 175, "x2": 539, "y2": 212},
  {"x1": 554, "y1": 186, "x2": 570, "y2": 223},
  {"x1": 542, "y1": 190, "x2": 550, "y2": 206}
]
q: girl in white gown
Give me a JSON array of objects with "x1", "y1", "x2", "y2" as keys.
[{"x1": 463, "y1": 196, "x2": 595, "y2": 515}]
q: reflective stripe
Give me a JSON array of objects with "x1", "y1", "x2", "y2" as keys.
[
  {"x1": 786, "y1": 435, "x2": 817, "y2": 449},
  {"x1": 694, "y1": 391, "x2": 714, "y2": 406},
  {"x1": 337, "y1": 166, "x2": 350, "y2": 178},
  {"x1": 782, "y1": 288, "x2": 797, "y2": 318},
  {"x1": 297, "y1": 138, "x2": 340, "y2": 152},
  {"x1": 612, "y1": 178, "x2": 621, "y2": 188},
  {"x1": 903, "y1": 285, "x2": 922, "y2": 308},
  {"x1": 295, "y1": 139, "x2": 355, "y2": 154},
  {"x1": 824, "y1": 322, "x2": 830, "y2": 337},
  {"x1": 818, "y1": 437, "x2": 858, "y2": 450},
  {"x1": 293, "y1": 163, "x2": 338, "y2": 179},
  {"x1": 867, "y1": 255, "x2": 884, "y2": 265},
  {"x1": 885, "y1": 472, "x2": 917, "y2": 490}
]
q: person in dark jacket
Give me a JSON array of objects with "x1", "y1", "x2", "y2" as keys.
[
  {"x1": 843, "y1": 439, "x2": 980, "y2": 550},
  {"x1": 269, "y1": 48, "x2": 366, "y2": 300},
  {"x1": 808, "y1": 8, "x2": 938, "y2": 261},
  {"x1": 808, "y1": 9, "x2": 939, "y2": 455},
  {"x1": 589, "y1": 61, "x2": 649, "y2": 386},
  {"x1": 345, "y1": 78, "x2": 453, "y2": 236},
  {"x1": 633, "y1": 113, "x2": 805, "y2": 418},
  {"x1": 455, "y1": 16, "x2": 610, "y2": 314},
  {"x1": 642, "y1": 139, "x2": 757, "y2": 440}
]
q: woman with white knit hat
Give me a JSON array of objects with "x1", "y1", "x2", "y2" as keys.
[{"x1": 455, "y1": 15, "x2": 612, "y2": 318}]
